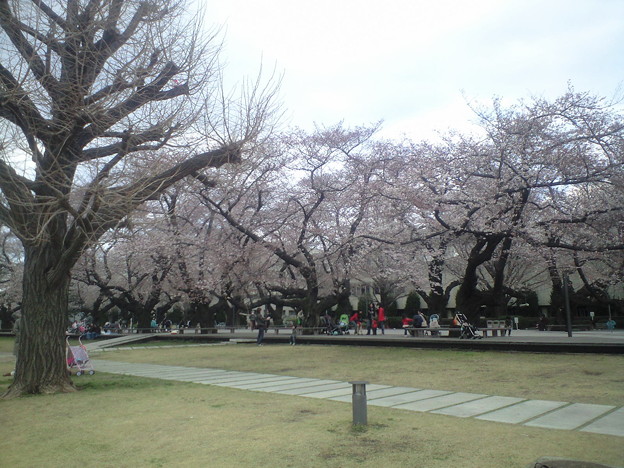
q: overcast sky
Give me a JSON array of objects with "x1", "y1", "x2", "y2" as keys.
[{"x1": 204, "y1": 0, "x2": 624, "y2": 140}]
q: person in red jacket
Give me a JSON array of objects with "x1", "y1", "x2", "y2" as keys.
[
  {"x1": 377, "y1": 304, "x2": 386, "y2": 335},
  {"x1": 401, "y1": 314, "x2": 413, "y2": 335},
  {"x1": 349, "y1": 311, "x2": 361, "y2": 335}
]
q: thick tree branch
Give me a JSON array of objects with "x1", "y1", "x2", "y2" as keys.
[
  {"x1": 0, "y1": 0, "x2": 59, "y2": 95},
  {"x1": 0, "y1": 64, "x2": 49, "y2": 141},
  {"x1": 47, "y1": 143, "x2": 243, "y2": 285},
  {"x1": 77, "y1": 62, "x2": 187, "y2": 147}
]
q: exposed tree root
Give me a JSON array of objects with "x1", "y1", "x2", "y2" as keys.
[{"x1": 2, "y1": 380, "x2": 78, "y2": 399}]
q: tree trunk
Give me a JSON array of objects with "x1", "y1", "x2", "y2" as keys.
[
  {"x1": 455, "y1": 236, "x2": 503, "y2": 322},
  {"x1": 3, "y1": 246, "x2": 76, "y2": 398}
]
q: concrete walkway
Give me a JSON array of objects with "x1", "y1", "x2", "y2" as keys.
[{"x1": 92, "y1": 358, "x2": 624, "y2": 438}]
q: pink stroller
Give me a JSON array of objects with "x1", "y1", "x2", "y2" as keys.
[{"x1": 66, "y1": 336, "x2": 95, "y2": 376}]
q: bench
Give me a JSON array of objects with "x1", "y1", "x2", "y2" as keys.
[
  {"x1": 480, "y1": 327, "x2": 510, "y2": 337},
  {"x1": 405, "y1": 327, "x2": 510, "y2": 338},
  {"x1": 406, "y1": 327, "x2": 455, "y2": 337}
]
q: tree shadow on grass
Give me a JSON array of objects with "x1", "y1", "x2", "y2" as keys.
[{"x1": 74, "y1": 374, "x2": 177, "y2": 392}]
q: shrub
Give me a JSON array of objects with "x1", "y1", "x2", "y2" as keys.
[{"x1": 404, "y1": 291, "x2": 421, "y2": 316}]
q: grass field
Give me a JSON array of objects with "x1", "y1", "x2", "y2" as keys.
[
  {"x1": 99, "y1": 341, "x2": 624, "y2": 405},
  {"x1": 0, "y1": 338, "x2": 622, "y2": 467}
]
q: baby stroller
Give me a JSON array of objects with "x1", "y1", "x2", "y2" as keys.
[
  {"x1": 454, "y1": 313, "x2": 482, "y2": 339},
  {"x1": 66, "y1": 335, "x2": 95, "y2": 376},
  {"x1": 338, "y1": 314, "x2": 350, "y2": 335},
  {"x1": 321, "y1": 315, "x2": 345, "y2": 335},
  {"x1": 328, "y1": 320, "x2": 346, "y2": 335}
]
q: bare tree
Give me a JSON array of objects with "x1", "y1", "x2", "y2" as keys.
[{"x1": 0, "y1": 0, "x2": 277, "y2": 397}]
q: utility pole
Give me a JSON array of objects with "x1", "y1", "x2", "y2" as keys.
[{"x1": 562, "y1": 273, "x2": 573, "y2": 337}]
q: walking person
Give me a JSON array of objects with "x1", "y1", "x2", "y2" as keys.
[
  {"x1": 249, "y1": 308, "x2": 260, "y2": 330},
  {"x1": 256, "y1": 312, "x2": 266, "y2": 346},
  {"x1": 366, "y1": 303, "x2": 377, "y2": 335},
  {"x1": 377, "y1": 304, "x2": 386, "y2": 335},
  {"x1": 296, "y1": 310, "x2": 304, "y2": 328},
  {"x1": 505, "y1": 316, "x2": 514, "y2": 336},
  {"x1": 350, "y1": 311, "x2": 361, "y2": 335},
  {"x1": 289, "y1": 322, "x2": 297, "y2": 345}
]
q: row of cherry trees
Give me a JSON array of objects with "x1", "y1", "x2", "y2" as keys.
[
  {"x1": 2, "y1": 0, "x2": 621, "y2": 398},
  {"x1": 54, "y1": 90, "x2": 624, "y2": 330}
]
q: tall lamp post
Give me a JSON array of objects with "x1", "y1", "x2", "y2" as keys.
[
  {"x1": 562, "y1": 272, "x2": 573, "y2": 338},
  {"x1": 227, "y1": 296, "x2": 236, "y2": 329}
]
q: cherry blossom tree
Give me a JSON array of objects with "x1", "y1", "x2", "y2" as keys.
[
  {"x1": 158, "y1": 187, "x2": 278, "y2": 330},
  {"x1": 0, "y1": 226, "x2": 22, "y2": 325},
  {"x1": 428, "y1": 91, "x2": 624, "y2": 321},
  {"x1": 197, "y1": 124, "x2": 384, "y2": 326},
  {"x1": 72, "y1": 213, "x2": 179, "y2": 330},
  {"x1": 355, "y1": 90, "x2": 623, "y2": 323}
]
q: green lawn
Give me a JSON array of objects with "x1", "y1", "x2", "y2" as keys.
[{"x1": 0, "y1": 340, "x2": 622, "y2": 468}]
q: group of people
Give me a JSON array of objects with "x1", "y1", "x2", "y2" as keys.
[
  {"x1": 315, "y1": 305, "x2": 439, "y2": 337},
  {"x1": 344, "y1": 303, "x2": 387, "y2": 335},
  {"x1": 401, "y1": 311, "x2": 441, "y2": 335},
  {"x1": 241, "y1": 308, "x2": 272, "y2": 345},
  {"x1": 241, "y1": 307, "x2": 304, "y2": 345},
  {"x1": 68, "y1": 315, "x2": 124, "y2": 337}
]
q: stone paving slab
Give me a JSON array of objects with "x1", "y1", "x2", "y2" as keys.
[
  {"x1": 432, "y1": 395, "x2": 525, "y2": 418},
  {"x1": 524, "y1": 403, "x2": 616, "y2": 430},
  {"x1": 139, "y1": 369, "x2": 229, "y2": 377},
  {"x1": 144, "y1": 366, "x2": 226, "y2": 374},
  {"x1": 220, "y1": 377, "x2": 321, "y2": 391},
  {"x1": 190, "y1": 372, "x2": 271, "y2": 382},
  {"x1": 161, "y1": 371, "x2": 235, "y2": 381},
  {"x1": 94, "y1": 361, "x2": 221, "y2": 376},
  {"x1": 120, "y1": 371, "x2": 224, "y2": 380},
  {"x1": 215, "y1": 375, "x2": 295, "y2": 387},
  {"x1": 189, "y1": 373, "x2": 276, "y2": 384},
  {"x1": 319, "y1": 386, "x2": 415, "y2": 402},
  {"x1": 580, "y1": 407, "x2": 624, "y2": 437},
  {"x1": 299, "y1": 386, "x2": 368, "y2": 399},
  {"x1": 327, "y1": 384, "x2": 387, "y2": 405},
  {"x1": 150, "y1": 370, "x2": 233, "y2": 379},
  {"x1": 206, "y1": 374, "x2": 287, "y2": 386},
  {"x1": 475, "y1": 399, "x2": 568, "y2": 424},
  {"x1": 275, "y1": 382, "x2": 351, "y2": 395},
  {"x1": 154, "y1": 368, "x2": 228, "y2": 375},
  {"x1": 253, "y1": 379, "x2": 340, "y2": 393},
  {"x1": 335, "y1": 389, "x2": 438, "y2": 406},
  {"x1": 224, "y1": 376, "x2": 301, "y2": 389},
  {"x1": 95, "y1": 365, "x2": 216, "y2": 378},
  {"x1": 393, "y1": 392, "x2": 488, "y2": 412},
  {"x1": 365, "y1": 386, "x2": 420, "y2": 400},
  {"x1": 174, "y1": 371, "x2": 248, "y2": 381}
]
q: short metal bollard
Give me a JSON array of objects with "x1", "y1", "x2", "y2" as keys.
[{"x1": 349, "y1": 381, "x2": 368, "y2": 425}]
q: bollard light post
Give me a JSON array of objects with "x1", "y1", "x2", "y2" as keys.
[{"x1": 349, "y1": 381, "x2": 368, "y2": 425}]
